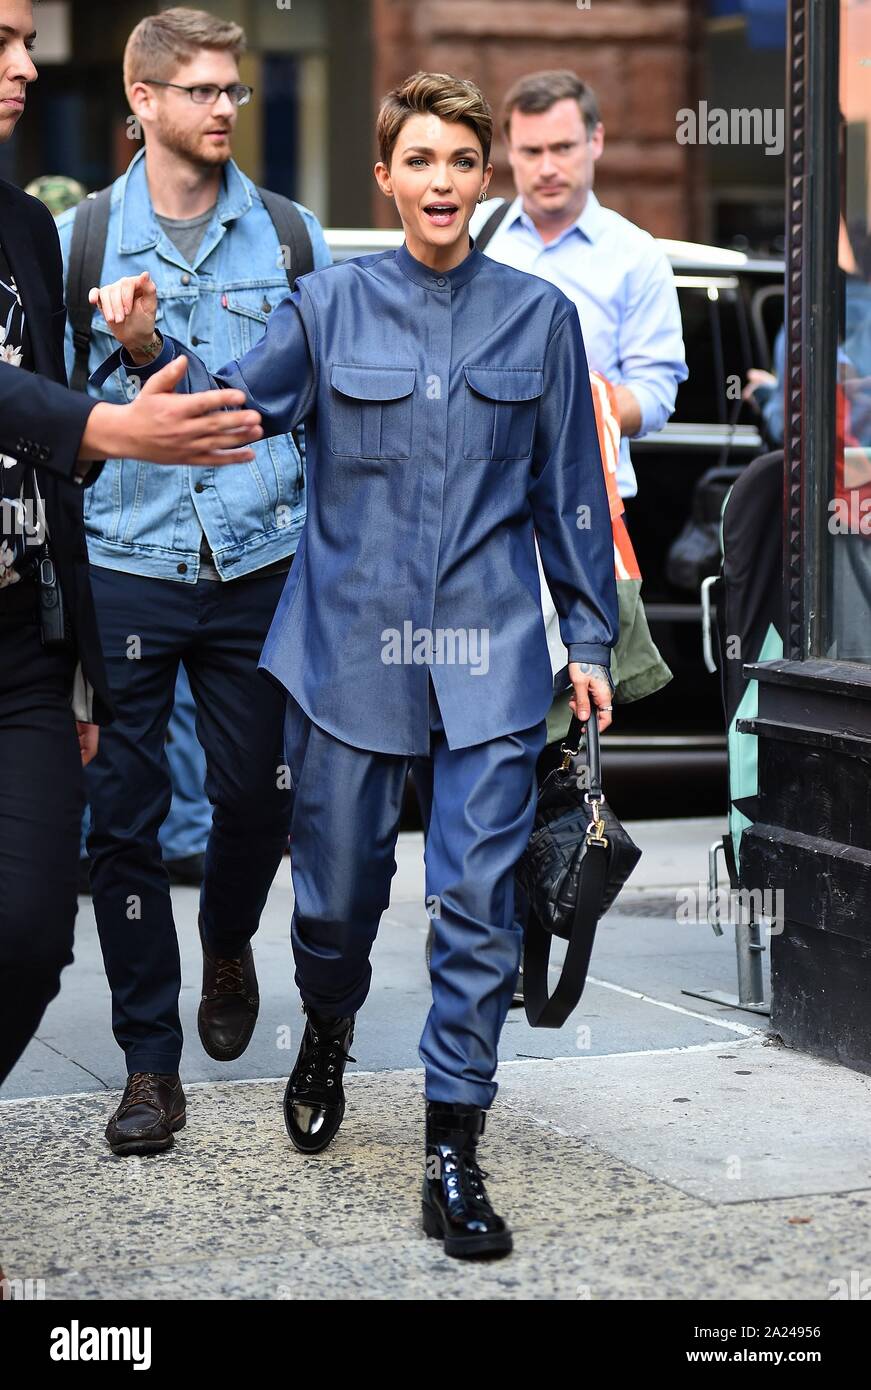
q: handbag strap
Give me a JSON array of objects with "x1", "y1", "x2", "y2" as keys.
[
  {"x1": 472, "y1": 198, "x2": 513, "y2": 251},
  {"x1": 523, "y1": 712, "x2": 607, "y2": 1027},
  {"x1": 563, "y1": 712, "x2": 602, "y2": 799},
  {"x1": 523, "y1": 838, "x2": 609, "y2": 1028}
]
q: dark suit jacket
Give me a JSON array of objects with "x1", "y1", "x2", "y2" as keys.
[{"x1": 0, "y1": 178, "x2": 112, "y2": 722}]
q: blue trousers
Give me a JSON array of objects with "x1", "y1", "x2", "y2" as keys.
[
  {"x1": 283, "y1": 680, "x2": 546, "y2": 1107},
  {"x1": 85, "y1": 566, "x2": 292, "y2": 1074}
]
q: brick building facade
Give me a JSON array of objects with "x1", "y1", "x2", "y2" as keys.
[
  {"x1": 370, "y1": 0, "x2": 704, "y2": 239},
  {"x1": 3, "y1": 0, "x2": 779, "y2": 246}
]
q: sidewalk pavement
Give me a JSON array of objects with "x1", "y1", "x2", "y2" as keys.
[{"x1": 3, "y1": 818, "x2": 871, "y2": 1301}]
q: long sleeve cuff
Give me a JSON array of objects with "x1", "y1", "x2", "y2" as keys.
[
  {"x1": 568, "y1": 643, "x2": 613, "y2": 668},
  {"x1": 90, "y1": 334, "x2": 176, "y2": 390},
  {"x1": 622, "y1": 380, "x2": 672, "y2": 439}
]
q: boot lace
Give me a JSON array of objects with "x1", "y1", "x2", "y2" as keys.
[
  {"x1": 441, "y1": 1149, "x2": 492, "y2": 1214},
  {"x1": 211, "y1": 956, "x2": 245, "y2": 996},
  {"x1": 120, "y1": 1072, "x2": 164, "y2": 1115},
  {"x1": 292, "y1": 1026, "x2": 356, "y2": 1099}
]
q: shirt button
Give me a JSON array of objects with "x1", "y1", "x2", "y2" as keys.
[
  {"x1": 177, "y1": 563, "x2": 188, "y2": 574},
  {"x1": 194, "y1": 482, "x2": 205, "y2": 494},
  {"x1": 436, "y1": 277, "x2": 446, "y2": 287},
  {"x1": 181, "y1": 273, "x2": 191, "y2": 285}
]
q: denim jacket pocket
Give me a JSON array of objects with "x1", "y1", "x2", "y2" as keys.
[
  {"x1": 223, "y1": 289, "x2": 285, "y2": 357},
  {"x1": 463, "y1": 366, "x2": 543, "y2": 462},
  {"x1": 329, "y1": 365, "x2": 416, "y2": 460}
]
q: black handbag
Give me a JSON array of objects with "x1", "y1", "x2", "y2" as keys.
[{"x1": 516, "y1": 713, "x2": 642, "y2": 1027}]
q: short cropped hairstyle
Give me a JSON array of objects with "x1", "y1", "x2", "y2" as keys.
[
  {"x1": 376, "y1": 71, "x2": 493, "y2": 169},
  {"x1": 502, "y1": 70, "x2": 601, "y2": 140},
  {"x1": 123, "y1": 7, "x2": 246, "y2": 101}
]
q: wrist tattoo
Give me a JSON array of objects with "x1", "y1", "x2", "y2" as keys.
[
  {"x1": 137, "y1": 331, "x2": 163, "y2": 361},
  {"x1": 576, "y1": 661, "x2": 613, "y2": 688}
]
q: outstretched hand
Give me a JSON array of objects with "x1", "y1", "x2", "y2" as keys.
[{"x1": 81, "y1": 354, "x2": 264, "y2": 467}]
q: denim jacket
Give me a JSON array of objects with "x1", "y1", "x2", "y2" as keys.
[{"x1": 56, "y1": 148, "x2": 331, "y2": 582}]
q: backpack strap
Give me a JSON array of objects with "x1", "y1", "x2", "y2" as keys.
[
  {"x1": 66, "y1": 186, "x2": 113, "y2": 393},
  {"x1": 256, "y1": 186, "x2": 314, "y2": 290},
  {"x1": 473, "y1": 198, "x2": 513, "y2": 252}
]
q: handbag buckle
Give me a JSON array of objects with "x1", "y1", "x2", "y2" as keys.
[
  {"x1": 559, "y1": 740, "x2": 581, "y2": 771},
  {"x1": 585, "y1": 797, "x2": 608, "y2": 847}
]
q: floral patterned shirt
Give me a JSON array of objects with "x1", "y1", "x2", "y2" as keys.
[{"x1": 0, "y1": 237, "x2": 40, "y2": 589}]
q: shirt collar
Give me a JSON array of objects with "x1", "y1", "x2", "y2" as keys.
[
  {"x1": 575, "y1": 190, "x2": 604, "y2": 243},
  {"x1": 507, "y1": 189, "x2": 604, "y2": 247},
  {"x1": 118, "y1": 148, "x2": 252, "y2": 254},
  {"x1": 395, "y1": 239, "x2": 484, "y2": 291}
]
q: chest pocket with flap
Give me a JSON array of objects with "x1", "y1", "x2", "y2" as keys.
[
  {"x1": 330, "y1": 364, "x2": 416, "y2": 459},
  {"x1": 463, "y1": 366, "x2": 543, "y2": 461},
  {"x1": 223, "y1": 291, "x2": 282, "y2": 356}
]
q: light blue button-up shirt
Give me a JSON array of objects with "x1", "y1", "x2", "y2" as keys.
[{"x1": 471, "y1": 192, "x2": 688, "y2": 498}]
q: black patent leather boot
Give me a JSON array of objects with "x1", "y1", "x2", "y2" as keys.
[
  {"x1": 422, "y1": 1101, "x2": 513, "y2": 1258},
  {"x1": 283, "y1": 1006, "x2": 356, "y2": 1153}
]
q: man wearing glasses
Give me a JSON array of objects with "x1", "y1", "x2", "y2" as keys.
[{"x1": 56, "y1": 6, "x2": 331, "y2": 1155}]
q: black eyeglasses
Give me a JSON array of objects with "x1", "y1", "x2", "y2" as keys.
[{"x1": 143, "y1": 80, "x2": 254, "y2": 107}]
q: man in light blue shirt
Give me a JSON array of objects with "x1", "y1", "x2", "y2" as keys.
[{"x1": 471, "y1": 69, "x2": 687, "y2": 500}]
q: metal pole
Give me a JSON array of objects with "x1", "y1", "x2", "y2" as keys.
[{"x1": 683, "y1": 838, "x2": 770, "y2": 1016}]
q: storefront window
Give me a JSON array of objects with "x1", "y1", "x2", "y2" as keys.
[{"x1": 821, "y1": 0, "x2": 871, "y2": 661}]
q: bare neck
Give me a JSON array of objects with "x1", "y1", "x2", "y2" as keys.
[{"x1": 144, "y1": 143, "x2": 223, "y2": 220}]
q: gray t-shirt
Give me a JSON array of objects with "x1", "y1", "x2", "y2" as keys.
[{"x1": 155, "y1": 205, "x2": 215, "y2": 268}]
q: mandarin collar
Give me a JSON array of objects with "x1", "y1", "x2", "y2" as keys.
[{"x1": 395, "y1": 239, "x2": 484, "y2": 291}]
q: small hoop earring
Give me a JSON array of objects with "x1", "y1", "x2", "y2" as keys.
[{"x1": 478, "y1": 190, "x2": 488, "y2": 204}]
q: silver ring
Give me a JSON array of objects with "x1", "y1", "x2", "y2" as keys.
[{"x1": 601, "y1": 705, "x2": 613, "y2": 712}]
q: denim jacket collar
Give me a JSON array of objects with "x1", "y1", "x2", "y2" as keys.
[
  {"x1": 395, "y1": 239, "x2": 484, "y2": 292},
  {"x1": 117, "y1": 148, "x2": 253, "y2": 260}
]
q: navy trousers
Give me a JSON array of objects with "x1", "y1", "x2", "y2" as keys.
[
  {"x1": 283, "y1": 679, "x2": 546, "y2": 1107},
  {"x1": 161, "y1": 665, "x2": 212, "y2": 860},
  {"x1": 80, "y1": 666, "x2": 211, "y2": 863},
  {"x1": 85, "y1": 566, "x2": 292, "y2": 1075}
]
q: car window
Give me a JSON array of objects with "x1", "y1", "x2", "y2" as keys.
[
  {"x1": 672, "y1": 279, "x2": 752, "y2": 425},
  {"x1": 750, "y1": 283, "x2": 786, "y2": 369}
]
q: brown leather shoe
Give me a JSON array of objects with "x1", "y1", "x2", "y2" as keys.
[
  {"x1": 105, "y1": 1073, "x2": 186, "y2": 1156},
  {"x1": 197, "y1": 915, "x2": 259, "y2": 1061}
]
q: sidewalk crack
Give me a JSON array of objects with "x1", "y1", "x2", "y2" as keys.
[{"x1": 31, "y1": 1036, "x2": 111, "y2": 1090}]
